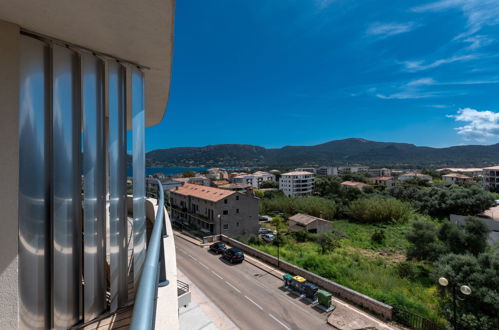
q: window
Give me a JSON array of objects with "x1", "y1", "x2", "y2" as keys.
[
  {"x1": 223, "y1": 224, "x2": 229, "y2": 230},
  {"x1": 224, "y1": 199, "x2": 227, "y2": 204},
  {"x1": 236, "y1": 222, "x2": 239, "y2": 227},
  {"x1": 236, "y1": 209, "x2": 239, "y2": 213},
  {"x1": 236, "y1": 195, "x2": 239, "y2": 200},
  {"x1": 223, "y1": 210, "x2": 228, "y2": 215}
]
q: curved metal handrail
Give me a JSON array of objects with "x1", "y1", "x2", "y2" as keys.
[{"x1": 130, "y1": 178, "x2": 166, "y2": 329}]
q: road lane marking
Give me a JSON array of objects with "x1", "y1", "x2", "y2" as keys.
[
  {"x1": 188, "y1": 254, "x2": 198, "y2": 261},
  {"x1": 268, "y1": 313, "x2": 291, "y2": 330},
  {"x1": 198, "y1": 261, "x2": 209, "y2": 269},
  {"x1": 244, "y1": 295, "x2": 263, "y2": 310},
  {"x1": 211, "y1": 271, "x2": 223, "y2": 280},
  {"x1": 225, "y1": 281, "x2": 241, "y2": 293}
]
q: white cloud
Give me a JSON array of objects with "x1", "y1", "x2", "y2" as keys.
[
  {"x1": 374, "y1": 78, "x2": 438, "y2": 99},
  {"x1": 464, "y1": 35, "x2": 493, "y2": 50},
  {"x1": 406, "y1": 78, "x2": 436, "y2": 86},
  {"x1": 412, "y1": 0, "x2": 499, "y2": 38},
  {"x1": 448, "y1": 107, "x2": 499, "y2": 140},
  {"x1": 366, "y1": 22, "x2": 416, "y2": 38},
  {"x1": 402, "y1": 54, "x2": 477, "y2": 72}
]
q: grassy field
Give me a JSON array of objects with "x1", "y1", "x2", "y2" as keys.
[{"x1": 251, "y1": 219, "x2": 443, "y2": 324}]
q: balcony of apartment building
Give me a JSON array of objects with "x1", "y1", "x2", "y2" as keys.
[{"x1": 0, "y1": 2, "x2": 183, "y2": 329}]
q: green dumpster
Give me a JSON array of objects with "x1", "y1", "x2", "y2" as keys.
[
  {"x1": 317, "y1": 289, "x2": 332, "y2": 308},
  {"x1": 283, "y1": 274, "x2": 293, "y2": 287}
]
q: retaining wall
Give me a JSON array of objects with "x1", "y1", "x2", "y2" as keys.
[{"x1": 219, "y1": 235, "x2": 393, "y2": 320}]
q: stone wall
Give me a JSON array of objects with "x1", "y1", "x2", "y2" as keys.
[{"x1": 219, "y1": 235, "x2": 393, "y2": 320}]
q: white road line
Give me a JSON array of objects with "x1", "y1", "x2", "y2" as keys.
[
  {"x1": 268, "y1": 313, "x2": 291, "y2": 330},
  {"x1": 188, "y1": 254, "x2": 198, "y2": 261},
  {"x1": 225, "y1": 281, "x2": 241, "y2": 293},
  {"x1": 198, "y1": 261, "x2": 209, "y2": 269},
  {"x1": 244, "y1": 295, "x2": 263, "y2": 310},
  {"x1": 211, "y1": 270, "x2": 223, "y2": 280}
]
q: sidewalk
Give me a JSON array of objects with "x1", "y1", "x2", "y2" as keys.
[
  {"x1": 174, "y1": 230, "x2": 400, "y2": 330},
  {"x1": 178, "y1": 269, "x2": 239, "y2": 330}
]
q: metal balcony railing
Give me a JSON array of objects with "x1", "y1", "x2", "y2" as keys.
[{"x1": 130, "y1": 179, "x2": 167, "y2": 329}]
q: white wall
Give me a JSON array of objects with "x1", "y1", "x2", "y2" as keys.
[{"x1": 0, "y1": 19, "x2": 20, "y2": 329}]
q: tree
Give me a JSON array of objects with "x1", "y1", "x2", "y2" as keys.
[
  {"x1": 406, "y1": 220, "x2": 446, "y2": 261},
  {"x1": 183, "y1": 170, "x2": 195, "y2": 178},
  {"x1": 438, "y1": 217, "x2": 490, "y2": 256},
  {"x1": 432, "y1": 252, "x2": 499, "y2": 330},
  {"x1": 463, "y1": 217, "x2": 490, "y2": 255},
  {"x1": 348, "y1": 197, "x2": 412, "y2": 223},
  {"x1": 316, "y1": 234, "x2": 339, "y2": 254},
  {"x1": 259, "y1": 180, "x2": 278, "y2": 189}
]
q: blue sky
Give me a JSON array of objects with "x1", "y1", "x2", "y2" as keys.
[{"x1": 144, "y1": 0, "x2": 499, "y2": 151}]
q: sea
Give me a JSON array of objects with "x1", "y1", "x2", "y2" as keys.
[{"x1": 127, "y1": 167, "x2": 206, "y2": 177}]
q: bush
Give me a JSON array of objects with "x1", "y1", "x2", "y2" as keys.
[
  {"x1": 289, "y1": 230, "x2": 316, "y2": 243},
  {"x1": 406, "y1": 220, "x2": 446, "y2": 261},
  {"x1": 396, "y1": 261, "x2": 417, "y2": 279},
  {"x1": 261, "y1": 195, "x2": 336, "y2": 219},
  {"x1": 248, "y1": 235, "x2": 263, "y2": 245},
  {"x1": 371, "y1": 229, "x2": 386, "y2": 244},
  {"x1": 348, "y1": 197, "x2": 412, "y2": 223}
]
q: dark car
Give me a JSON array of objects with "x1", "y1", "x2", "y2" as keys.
[
  {"x1": 222, "y1": 248, "x2": 245, "y2": 264},
  {"x1": 209, "y1": 242, "x2": 227, "y2": 254}
]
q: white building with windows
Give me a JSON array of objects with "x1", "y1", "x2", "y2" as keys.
[
  {"x1": 279, "y1": 171, "x2": 315, "y2": 197},
  {"x1": 232, "y1": 171, "x2": 275, "y2": 188},
  {"x1": 317, "y1": 166, "x2": 338, "y2": 176},
  {"x1": 483, "y1": 166, "x2": 499, "y2": 190}
]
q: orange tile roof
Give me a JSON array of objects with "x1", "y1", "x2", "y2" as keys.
[
  {"x1": 171, "y1": 183, "x2": 235, "y2": 202},
  {"x1": 341, "y1": 181, "x2": 368, "y2": 187}
]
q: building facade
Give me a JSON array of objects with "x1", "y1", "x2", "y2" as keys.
[
  {"x1": 279, "y1": 171, "x2": 315, "y2": 197},
  {"x1": 338, "y1": 166, "x2": 369, "y2": 174},
  {"x1": 317, "y1": 166, "x2": 338, "y2": 176},
  {"x1": 0, "y1": 2, "x2": 178, "y2": 329},
  {"x1": 288, "y1": 213, "x2": 332, "y2": 234},
  {"x1": 368, "y1": 176, "x2": 396, "y2": 188},
  {"x1": 232, "y1": 171, "x2": 275, "y2": 188},
  {"x1": 398, "y1": 173, "x2": 432, "y2": 182},
  {"x1": 442, "y1": 173, "x2": 473, "y2": 185},
  {"x1": 170, "y1": 183, "x2": 259, "y2": 237},
  {"x1": 483, "y1": 166, "x2": 499, "y2": 191},
  {"x1": 368, "y1": 168, "x2": 392, "y2": 177}
]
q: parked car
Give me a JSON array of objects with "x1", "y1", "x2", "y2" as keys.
[
  {"x1": 259, "y1": 215, "x2": 272, "y2": 222},
  {"x1": 258, "y1": 227, "x2": 273, "y2": 234},
  {"x1": 209, "y1": 242, "x2": 227, "y2": 254},
  {"x1": 222, "y1": 248, "x2": 245, "y2": 264},
  {"x1": 261, "y1": 233, "x2": 275, "y2": 242}
]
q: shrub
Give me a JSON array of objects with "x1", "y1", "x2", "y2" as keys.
[
  {"x1": 261, "y1": 195, "x2": 336, "y2": 219},
  {"x1": 406, "y1": 220, "x2": 446, "y2": 261},
  {"x1": 371, "y1": 229, "x2": 386, "y2": 244},
  {"x1": 396, "y1": 261, "x2": 417, "y2": 279},
  {"x1": 248, "y1": 235, "x2": 263, "y2": 245},
  {"x1": 289, "y1": 230, "x2": 315, "y2": 243},
  {"x1": 348, "y1": 197, "x2": 412, "y2": 223}
]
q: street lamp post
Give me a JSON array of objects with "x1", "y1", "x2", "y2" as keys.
[{"x1": 438, "y1": 277, "x2": 472, "y2": 330}]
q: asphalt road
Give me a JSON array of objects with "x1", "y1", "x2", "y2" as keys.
[{"x1": 175, "y1": 236, "x2": 332, "y2": 330}]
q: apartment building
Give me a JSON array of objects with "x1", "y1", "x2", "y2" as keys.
[
  {"x1": 442, "y1": 173, "x2": 473, "y2": 185},
  {"x1": 279, "y1": 171, "x2": 315, "y2": 197},
  {"x1": 483, "y1": 166, "x2": 499, "y2": 191},
  {"x1": 295, "y1": 167, "x2": 317, "y2": 174},
  {"x1": 170, "y1": 183, "x2": 259, "y2": 237},
  {"x1": 368, "y1": 168, "x2": 392, "y2": 177},
  {"x1": 338, "y1": 166, "x2": 369, "y2": 174},
  {"x1": 0, "y1": 2, "x2": 178, "y2": 329},
  {"x1": 232, "y1": 171, "x2": 276, "y2": 188},
  {"x1": 206, "y1": 168, "x2": 229, "y2": 180},
  {"x1": 317, "y1": 166, "x2": 338, "y2": 176}
]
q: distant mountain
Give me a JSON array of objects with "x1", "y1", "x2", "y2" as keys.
[{"x1": 146, "y1": 138, "x2": 499, "y2": 168}]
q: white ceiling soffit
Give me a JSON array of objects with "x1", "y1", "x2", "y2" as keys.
[{"x1": 0, "y1": 0, "x2": 175, "y2": 127}]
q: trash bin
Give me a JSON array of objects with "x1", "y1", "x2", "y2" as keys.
[
  {"x1": 289, "y1": 275, "x2": 306, "y2": 294},
  {"x1": 317, "y1": 289, "x2": 334, "y2": 311},
  {"x1": 302, "y1": 282, "x2": 319, "y2": 301},
  {"x1": 283, "y1": 274, "x2": 293, "y2": 287}
]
